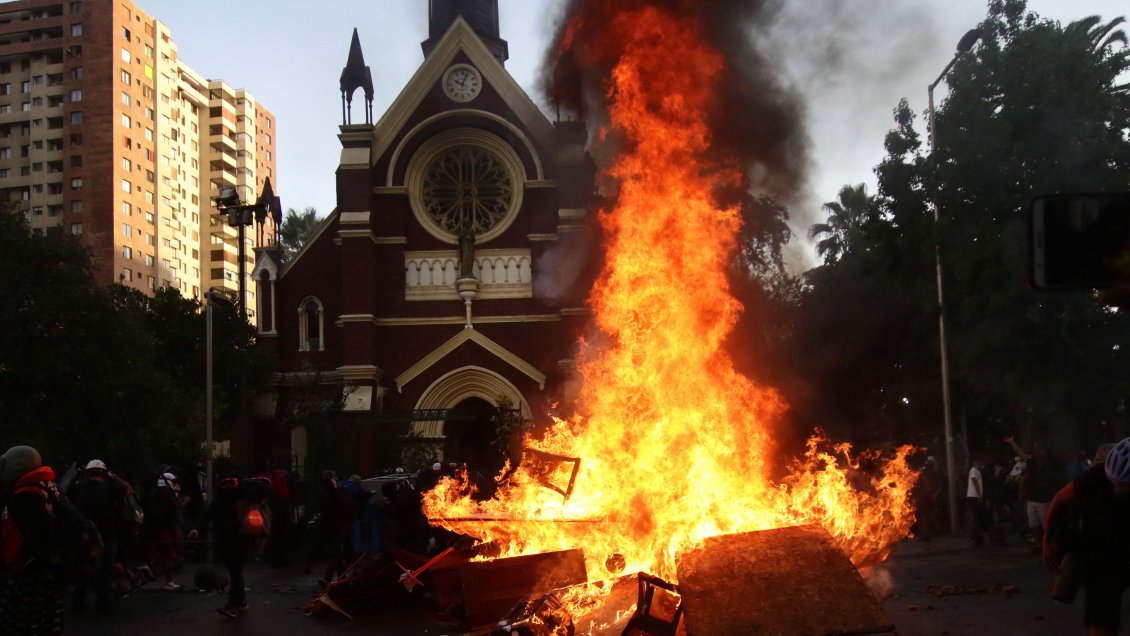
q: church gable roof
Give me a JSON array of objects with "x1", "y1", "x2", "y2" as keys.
[{"x1": 369, "y1": 16, "x2": 554, "y2": 180}]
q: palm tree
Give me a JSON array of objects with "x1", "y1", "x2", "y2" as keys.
[
  {"x1": 279, "y1": 207, "x2": 321, "y2": 262},
  {"x1": 808, "y1": 184, "x2": 880, "y2": 264}
]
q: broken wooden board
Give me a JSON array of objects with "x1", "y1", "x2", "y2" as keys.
[
  {"x1": 676, "y1": 524, "x2": 895, "y2": 636},
  {"x1": 461, "y1": 548, "x2": 588, "y2": 628}
]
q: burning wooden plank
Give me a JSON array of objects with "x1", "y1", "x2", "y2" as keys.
[
  {"x1": 461, "y1": 548, "x2": 588, "y2": 628},
  {"x1": 676, "y1": 524, "x2": 894, "y2": 636}
]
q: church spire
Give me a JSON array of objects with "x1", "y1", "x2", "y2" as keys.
[
  {"x1": 422, "y1": 0, "x2": 509, "y2": 64},
  {"x1": 339, "y1": 28, "x2": 374, "y2": 125}
]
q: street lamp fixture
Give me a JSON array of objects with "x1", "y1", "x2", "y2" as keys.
[
  {"x1": 927, "y1": 26, "x2": 982, "y2": 536},
  {"x1": 212, "y1": 182, "x2": 281, "y2": 472}
]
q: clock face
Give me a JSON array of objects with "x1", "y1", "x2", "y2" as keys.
[{"x1": 443, "y1": 66, "x2": 481, "y2": 102}]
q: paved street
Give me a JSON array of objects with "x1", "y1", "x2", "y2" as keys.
[{"x1": 63, "y1": 533, "x2": 1117, "y2": 635}]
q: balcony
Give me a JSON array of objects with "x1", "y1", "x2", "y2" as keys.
[{"x1": 405, "y1": 249, "x2": 533, "y2": 301}]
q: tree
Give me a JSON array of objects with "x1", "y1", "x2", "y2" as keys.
[
  {"x1": 788, "y1": 1, "x2": 1130, "y2": 452},
  {"x1": 0, "y1": 204, "x2": 274, "y2": 477},
  {"x1": 808, "y1": 184, "x2": 882, "y2": 265},
  {"x1": 278, "y1": 207, "x2": 321, "y2": 262}
]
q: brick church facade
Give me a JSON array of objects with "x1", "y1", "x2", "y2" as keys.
[{"x1": 253, "y1": 1, "x2": 596, "y2": 475}]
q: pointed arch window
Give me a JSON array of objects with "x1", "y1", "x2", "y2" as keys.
[{"x1": 298, "y1": 297, "x2": 324, "y2": 352}]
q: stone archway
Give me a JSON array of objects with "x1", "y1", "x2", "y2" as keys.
[{"x1": 411, "y1": 366, "x2": 532, "y2": 463}]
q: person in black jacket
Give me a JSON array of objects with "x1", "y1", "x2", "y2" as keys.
[
  {"x1": 71, "y1": 459, "x2": 129, "y2": 613},
  {"x1": 188, "y1": 474, "x2": 270, "y2": 618}
]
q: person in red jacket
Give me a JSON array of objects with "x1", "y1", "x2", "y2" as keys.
[{"x1": 0, "y1": 445, "x2": 65, "y2": 635}]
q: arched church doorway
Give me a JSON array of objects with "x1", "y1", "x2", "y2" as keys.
[{"x1": 442, "y1": 397, "x2": 500, "y2": 471}]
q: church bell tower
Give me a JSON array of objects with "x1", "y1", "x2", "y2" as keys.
[{"x1": 422, "y1": 0, "x2": 508, "y2": 63}]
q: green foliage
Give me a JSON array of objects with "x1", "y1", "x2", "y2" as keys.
[
  {"x1": 0, "y1": 204, "x2": 274, "y2": 477},
  {"x1": 793, "y1": 2, "x2": 1130, "y2": 451},
  {"x1": 278, "y1": 207, "x2": 321, "y2": 262}
]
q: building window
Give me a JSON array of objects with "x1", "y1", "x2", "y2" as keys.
[
  {"x1": 144, "y1": 128, "x2": 153, "y2": 141},
  {"x1": 20, "y1": 81, "x2": 29, "y2": 93},
  {"x1": 121, "y1": 114, "x2": 130, "y2": 128},
  {"x1": 121, "y1": 70, "x2": 131, "y2": 85},
  {"x1": 145, "y1": 254, "x2": 154, "y2": 266},
  {"x1": 145, "y1": 211, "x2": 153, "y2": 223},
  {"x1": 122, "y1": 246, "x2": 132, "y2": 260},
  {"x1": 71, "y1": 23, "x2": 82, "y2": 36},
  {"x1": 71, "y1": 200, "x2": 82, "y2": 213},
  {"x1": 298, "y1": 298, "x2": 324, "y2": 352},
  {"x1": 121, "y1": 179, "x2": 131, "y2": 192},
  {"x1": 121, "y1": 26, "x2": 130, "y2": 40},
  {"x1": 71, "y1": 67, "x2": 83, "y2": 80},
  {"x1": 0, "y1": 148, "x2": 9, "y2": 159},
  {"x1": 121, "y1": 92, "x2": 131, "y2": 106},
  {"x1": 121, "y1": 48, "x2": 131, "y2": 64},
  {"x1": 121, "y1": 223, "x2": 132, "y2": 237},
  {"x1": 70, "y1": 89, "x2": 82, "y2": 102},
  {"x1": 71, "y1": 222, "x2": 82, "y2": 235},
  {"x1": 70, "y1": 155, "x2": 81, "y2": 168},
  {"x1": 121, "y1": 158, "x2": 131, "y2": 172},
  {"x1": 70, "y1": 178, "x2": 82, "y2": 189},
  {"x1": 71, "y1": 2, "x2": 81, "y2": 14},
  {"x1": 70, "y1": 112, "x2": 83, "y2": 124}
]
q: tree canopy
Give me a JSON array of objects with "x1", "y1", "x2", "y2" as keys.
[
  {"x1": 0, "y1": 204, "x2": 273, "y2": 477},
  {"x1": 278, "y1": 207, "x2": 321, "y2": 262},
  {"x1": 786, "y1": 1, "x2": 1130, "y2": 454}
]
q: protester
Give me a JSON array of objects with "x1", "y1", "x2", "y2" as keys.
[
  {"x1": 144, "y1": 471, "x2": 186, "y2": 590},
  {"x1": 1006, "y1": 435, "x2": 1062, "y2": 548},
  {"x1": 966, "y1": 455, "x2": 989, "y2": 546},
  {"x1": 913, "y1": 456, "x2": 943, "y2": 540},
  {"x1": 189, "y1": 473, "x2": 271, "y2": 618},
  {"x1": 70, "y1": 459, "x2": 129, "y2": 613},
  {"x1": 265, "y1": 466, "x2": 292, "y2": 567},
  {"x1": 0, "y1": 445, "x2": 65, "y2": 634},
  {"x1": 1044, "y1": 437, "x2": 1130, "y2": 636}
]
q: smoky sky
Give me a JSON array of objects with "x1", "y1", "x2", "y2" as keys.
[{"x1": 540, "y1": 0, "x2": 810, "y2": 204}]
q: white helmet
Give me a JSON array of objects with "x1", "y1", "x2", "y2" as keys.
[
  {"x1": 86, "y1": 459, "x2": 107, "y2": 471},
  {"x1": 1104, "y1": 437, "x2": 1130, "y2": 488}
]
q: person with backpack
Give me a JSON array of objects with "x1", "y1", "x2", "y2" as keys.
[
  {"x1": 70, "y1": 459, "x2": 129, "y2": 614},
  {"x1": 188, "y1": 473, "x2": 271, "y2": 618},
  {"x1": 0, "y1": 445, "x2": 66, "y2": 634},
  {"x1": 1044, "y1": 437, "x2": 1130, "y2": 636}
]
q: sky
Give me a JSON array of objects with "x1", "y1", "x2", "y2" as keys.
[{"x1": 139, "y1": 0, "x2": 1125, "y2": 270}]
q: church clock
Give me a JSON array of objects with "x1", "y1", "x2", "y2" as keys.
[{"x1": 442, "y1": 65, "x2": 482, "y2": 102}]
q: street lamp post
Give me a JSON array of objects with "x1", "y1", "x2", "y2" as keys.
[
  {"x1": 214, "y1": 184, "x2": 281, "y2": 472},
  {"x1": 203, "y1": 289, "x2": 232, "y2": 564},
  {"x1": 927, "y1": 27, "x2": 981, "y2": 535}
]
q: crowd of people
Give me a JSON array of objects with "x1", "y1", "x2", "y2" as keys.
[
  {"x1": 912, "y1": 435, "x2": 1130, "y2": 636},
  {"x1": 6, "y1": 439, "x2": 1130, "y2": 634},
  {"x1": 0, "y1": 445, "x2": 494, "y2": 632}
]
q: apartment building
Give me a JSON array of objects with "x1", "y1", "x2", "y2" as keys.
[{"x1": 0, "y1": 0, "x2": 276, "y2": 310}]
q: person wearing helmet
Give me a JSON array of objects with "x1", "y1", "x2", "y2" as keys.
[
  {"x1": 1044, "y1": 437, "x2": 1130, "y2": 636},
  {"x1": 70, "y1": 459, "x2": 129, "y2": 613},
  {"x1": 0, "y1": 445, "x2": 66, "y2": 634}
]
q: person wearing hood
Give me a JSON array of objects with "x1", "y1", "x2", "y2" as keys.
[{"x1": 0, "y1": 445, "x2": 65, "y2": 634}]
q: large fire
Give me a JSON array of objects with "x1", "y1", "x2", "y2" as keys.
[{"x1": 424, "y1": 1, "x2": 918, "y2": 584}]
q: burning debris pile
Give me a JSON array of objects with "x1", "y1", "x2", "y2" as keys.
[{"x1": 356, "y1": 0, "x2": 923, "y2": 633}]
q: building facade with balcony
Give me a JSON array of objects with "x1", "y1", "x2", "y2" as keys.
[{"x1": 0, "y1": 0, "x2": 276, "y2": 306}]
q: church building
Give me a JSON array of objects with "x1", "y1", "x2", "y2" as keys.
[{"x1": 253, "y1": 0, "x2": 596, "y2": 475}]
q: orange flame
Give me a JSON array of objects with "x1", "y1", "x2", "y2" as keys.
[{"x1": 424, "y1": 1, "x2": 917, "y2": 583}]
